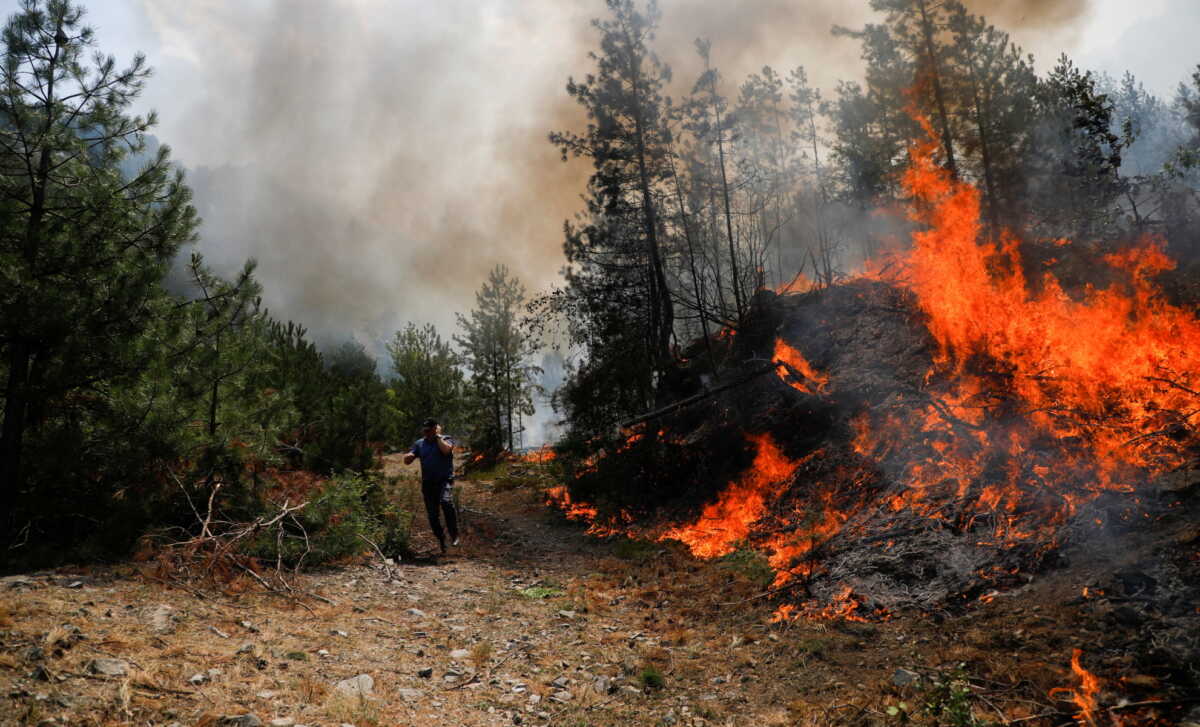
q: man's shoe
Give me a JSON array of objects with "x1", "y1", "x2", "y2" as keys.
[
  {"x1": 451, "y1": 537, "x2": 460, "y2": 547},
  {"x1": 439, "y1": 541, "x2": 448, "y2": 554}
]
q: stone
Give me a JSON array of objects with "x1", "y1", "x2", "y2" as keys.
[
  {"x1": 397, "y1": 688, "x2": 423, "y2": 701},
  {"x1": 219, "y1": 716, "x2": 263, "y2": 727},
  {"x1": 145, "y1": 604, "x2": 176, "y2": 634},
  {"x1": 550, "y1": 690, "x2": 573, "y2": 703},
  {"x1": 449, "y1": 649, "x2": 470, "y2": 660},
  {"x1": 551, "y1": 676, "x2": 569, "y2": 689},
  {"x1": 237, "y1": 643, "x2": 256, "y2": 655},
  {"x1": 240, "y1": 620, "x2": 260, "y2": 633},
  {"x1": 189, "y1": 673, "x2": 207, "y2": 685},
  {"x1": 417, "y1": 667, "x2": 433, "y2": 679},
  {"x1": 334, "y1": 674, "x2": 373, "y2": 697},
  {"x1": 87, "y1": 658, "x2": 128, "y2": 677},
  {"x1": 557, "y1": 610, "x2": 576, "y2": 619},
  {"x1": 256, "y1": 690, "x2": 275, "y2": 699},
  {"x1": 892, "y1": 668, "x2": 923, "y2": 688},
  {"x1": 406, "y1": 608, "x2": 427, "y2": 618},
  {"x1": 268, "y1": 720, "x2": 294, "y2": 727},
  {"x1": 330, "y1": 630, "x2": 348, "y2": 637}
]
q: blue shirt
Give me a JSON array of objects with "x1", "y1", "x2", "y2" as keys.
[{"x1": 411, "y1": 437, "x2": 454, "y2": 483}]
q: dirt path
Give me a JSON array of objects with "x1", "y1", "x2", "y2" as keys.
[{"x1": 0, "y1": 459, "x2": 1125, "y2": 726}]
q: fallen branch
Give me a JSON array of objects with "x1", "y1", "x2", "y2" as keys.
[{"x1": 619, "y1": 364, "x2": 777, "y2": 429}]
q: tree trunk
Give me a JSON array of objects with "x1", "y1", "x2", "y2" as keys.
[
  {"x1": 628, "y1": 48, "x2": 675, "y2": 379},
  {"x1": 916, "y1": 0, "x2": 958, "y2": 179}
]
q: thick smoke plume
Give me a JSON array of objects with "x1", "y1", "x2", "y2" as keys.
[{"x1": 137, "y1": 0, "x2": 1097, "y2": 353}]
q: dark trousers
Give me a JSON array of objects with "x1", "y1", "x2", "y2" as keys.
[{"x1": 421, "y1": 478, "x2": 458, "y2": 546}]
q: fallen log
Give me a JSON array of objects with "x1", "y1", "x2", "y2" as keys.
[{"x1": 619, "y1": 364, "x2": 778, "y2": 430}]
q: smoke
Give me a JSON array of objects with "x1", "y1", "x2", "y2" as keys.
[{"x1": 136, "y1": 0, "x2": 1098, "y2": 353}]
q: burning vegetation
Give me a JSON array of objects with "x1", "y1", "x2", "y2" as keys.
[{"x1": 548, "y1": 118, "x2": 1200, "y2": 722}]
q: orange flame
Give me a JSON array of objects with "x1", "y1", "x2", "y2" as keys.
[
  {"x1": 658, "y1": 433, "x2": 798, "y2": 558},
  {"x1": 773, "y1": 338, "x2": 829, "y2": 394},
  {"x1": 522, "y1": 446, "x2": 557, "y2": 463},
  {"x1": 1050, "y1": 649, "x2": 1102, "y2": 726},
  {"x1": 850, "y1": 114, "x2": 1200, "y2": 544}
]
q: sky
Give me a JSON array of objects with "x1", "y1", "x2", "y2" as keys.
[{"x1": 4, "y1": 0, "x2": 1197, "y2": 353}]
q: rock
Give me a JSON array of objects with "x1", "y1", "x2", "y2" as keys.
[
  {"x1": 145, "y1": 604, "x2": 176, "y2": 634},
  {"x1": 406, "y1": 608, "x2": 427, "y2": 618},
  {"x1": 334, "y1": 674, "x2": 373, "y2": 697},
  {"x1": 240, "y1": 620, "x2": 260, "y2": 633},
  {"x1": 268, "y1": 719, "x2": 294, "y2": 727},
  {"x1": 330, "y1": 630, "x2": 348, "y2": 637},
  {"x1": 557, "y1": 610, "x2": 576, "y2": 619},
  {"x1": 218, "y1": 716, "x2": 263, "y2": 727},
  {"x1": 449, "y1": 649, "x2": 470, "y2": 660},
  {"x1": 87, "y1": 658, "x2": 128, "y2": 677},
  {"x1": 594, "y1": 676, "x2": 612, "y2": 694},
  {"x1": 66, "y1": 581, "x2": 83, "y2": 589},
  {"x1": 256, "y1": 690, "x2": 275, "y2": 699},
  {"x1": 550, "y1": 690, "x2": 573, "y2": 703},
  {"x1": 236, "y1": 643, "x2": 256, "y2": 655},
  {"x1": 892, "y1": 668, "x2": 922, "y2": 688},
  {"x1": 397, "y1": 688, "x2": 424, "y2": 701},
  {"x1": 207, "y1": 668, "x2": 223, "y2": 678},
  {"x1": 417, "y1": 667, "x2": 433, "y2": 679},
  {"x1": 551, "y1": 676, "x2": 569, "y2": 689},
  {"x1": 31, "y1": 665, "x2": 51, "y2": 681},
  {"x1": 621, "y1": 685, "x2": 643, "y2": 696},
  {"x1": 209, "y1": 626, "x2": 230, "y2": 639},
  {"x1": 189, "y1": 673, "x2": 207, "y2": 685}
]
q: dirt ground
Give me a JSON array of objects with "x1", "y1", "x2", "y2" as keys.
[{"x1": 0, "y1": 455, "x2": 1191, "y2": 726}]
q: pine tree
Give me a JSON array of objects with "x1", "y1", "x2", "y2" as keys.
[
  {"x1": 387, "y1": 322, "x2": 467, "y2": 437},
  {"x1": 0, "y1": 0, "x2": 196, "y2": 533},
  {"x1": 548, "y1": 0, "x2": 675, "y2": 407},
  {"x1": 456, "y1": 266, "x2": 539, "y2": 453}
]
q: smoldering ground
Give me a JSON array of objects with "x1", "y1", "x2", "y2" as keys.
[{"x1": 136, "y1": 0, "x2": 1100, "y2": 351}]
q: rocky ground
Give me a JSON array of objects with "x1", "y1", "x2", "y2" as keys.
[{"x1": 1, "y1": 455, "x2": 1195, "y2": 726}]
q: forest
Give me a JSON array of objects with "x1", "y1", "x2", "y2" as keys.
[{"x1": 2, "y1": 0, "x2": 1200, "y2": 724}]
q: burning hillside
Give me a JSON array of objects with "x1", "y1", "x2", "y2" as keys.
[{"x1": 548, "y1": 121, "x2": 1200, "y2": 670}]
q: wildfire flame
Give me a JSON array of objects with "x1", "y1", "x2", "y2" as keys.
[
  {"x1": 522, "y1": 446, "x2": 557, "y2": 463},
  {"x1": 773, "y1": 338, "x2": 829, "y2": 394},
  {"x1": 852, "y1": 114, "x2": 1200, "y2": 543},
  {"x1": 657, "y1": 433, "x2": 799, "y2": 558},
  {"x1": 1049, "y1": 648, "x2": 1102, "y2": 726},
  {"x1": 547, "y1": 114, "x2": 1200, "y2": 622}
]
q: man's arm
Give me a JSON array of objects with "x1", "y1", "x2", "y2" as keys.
[
  {"x1": 436, "y1": 425, "x2": 453, "y2": 455},
  {"x1": 403, "y1": 441, "x2": 418, "y2": 465}
]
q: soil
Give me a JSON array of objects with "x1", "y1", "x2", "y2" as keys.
[{"x1": 0, "y1": 455, "x2": 1194, "y2": 726}]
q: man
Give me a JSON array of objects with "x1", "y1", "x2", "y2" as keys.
[{"x1": 403, "y1": 418, "x2": 460, "y2": 553}]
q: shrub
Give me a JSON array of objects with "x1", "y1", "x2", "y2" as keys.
[{"x1": 244, "y1": 472, "x2": 410, "y2": 567}]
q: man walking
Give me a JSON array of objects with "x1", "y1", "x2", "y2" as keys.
[{"x1": 403, "y1": 418, "x2": 460, "y2": 554}]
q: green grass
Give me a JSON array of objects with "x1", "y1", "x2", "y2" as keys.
[{"x1": 520, "y1": 585, "x2": 565, "y2": 599}]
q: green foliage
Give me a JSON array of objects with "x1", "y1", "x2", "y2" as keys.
[
  {"x1": 719, "y1": 546, "x2": 775, "y2": 587},
  {"x1": 638, "y1": 664, "x2": 665, "y2": 691},
  {"x1": 613, "y1": 538, "x2": 659, "y2": 563},
  {"x1": 455, "y1": 265, "x2": 541, "y2": 453},
  {"x1": 519, "y1": 584, "x2": 565, "y2": 599},
  {"x1": 243, "y1": 472, "x2": 409, "y2": 566},
  {"x1": 387, "y1": 322, "x2": 467, "y2": 437}
]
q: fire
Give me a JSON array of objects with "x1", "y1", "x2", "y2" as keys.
[
  {"x1": 773, "y1": 338, "x2": 829, "y2": 393},
  {"x1": 850, "y1": 114, "x2": 1200, "y2": 544},
  {"x1": 522, "y1": 446, "x2": 557, "y2": 463},
  {"x1": 1050, "y1": 649, "x2": 1102, "y2": 726},
  {"x1": 658, "y1": 433, "x2": 798, "y2": 558}
]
